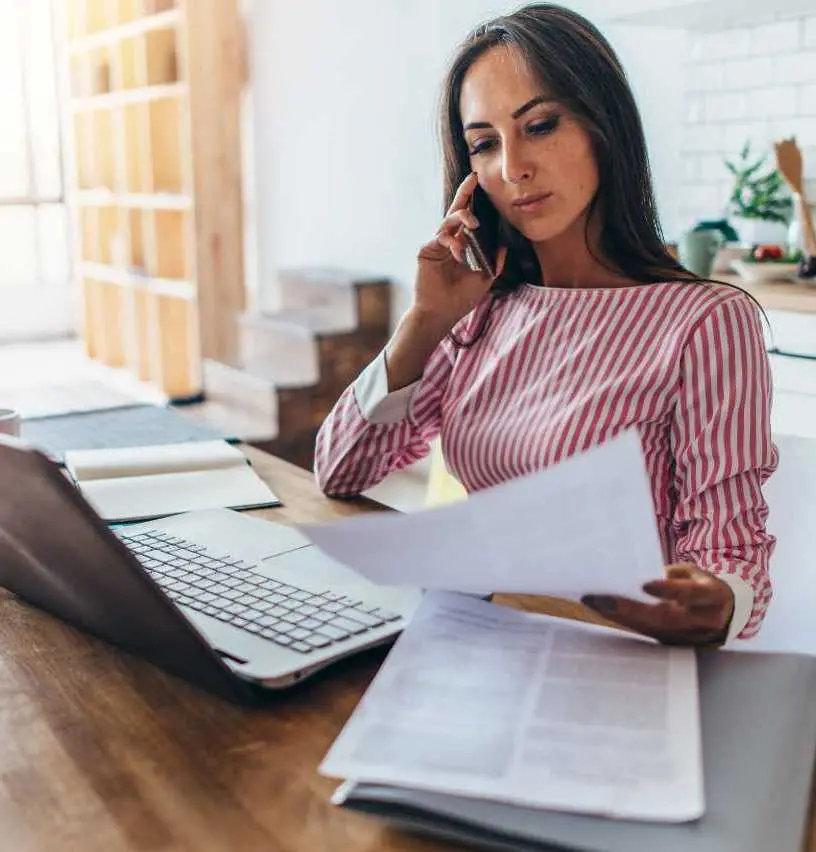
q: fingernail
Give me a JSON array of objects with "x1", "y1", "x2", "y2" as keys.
[{"x1": 582, "y1": 595, "x2": 617, "y2": 613}]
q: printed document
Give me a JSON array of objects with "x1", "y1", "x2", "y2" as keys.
[
  {"x1": 302, "y1": 429, "x2": 664, "y2": 600},
  {"x1": 321, "y1": 593, "x2": 704, "y2": 823}
]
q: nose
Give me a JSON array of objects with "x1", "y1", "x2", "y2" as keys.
[{"x1": 501, "y1": 138, "x2": 534, "y2": 185}]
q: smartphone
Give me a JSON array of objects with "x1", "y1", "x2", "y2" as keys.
[{"x1": 462, "y1": 185, "x2": 500, "y2": 279}]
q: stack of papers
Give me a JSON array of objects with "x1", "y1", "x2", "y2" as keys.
[{"x1": 321, "y1": 592, "x2": 704, "y2": 823}]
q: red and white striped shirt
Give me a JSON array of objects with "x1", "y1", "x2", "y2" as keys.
[{"x1": 315, "y1": 281, "x2": 778, "y2": 641}]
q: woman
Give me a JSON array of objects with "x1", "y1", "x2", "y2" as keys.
[{"x1": 314, "y1": 4, "x2": 777, "y2": 646}]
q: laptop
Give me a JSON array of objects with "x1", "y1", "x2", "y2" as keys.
[{"x1": 0, "y1": 435, "x2": 422, "y2": 703}]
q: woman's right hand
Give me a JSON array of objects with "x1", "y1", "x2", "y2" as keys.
[{"x1": 413, "y1": 173, "x2": 506, "y2": 331}]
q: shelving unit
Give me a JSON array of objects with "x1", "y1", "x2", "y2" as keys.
[{"x1": 66, "y1": 0, "x2": 245, "y2": 400}]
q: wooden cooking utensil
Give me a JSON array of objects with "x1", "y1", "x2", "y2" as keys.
[{"x1": 774, "y1": 137, "x2": 816, "y2": 258}]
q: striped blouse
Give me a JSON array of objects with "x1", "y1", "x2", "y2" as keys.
[{"x1": 314, "y1": 281, "x2": 778, "y2": 641}]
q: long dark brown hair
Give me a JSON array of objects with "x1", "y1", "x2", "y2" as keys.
[{"x1": 439, "y1": 3, "x2": 714, "y2": 341}]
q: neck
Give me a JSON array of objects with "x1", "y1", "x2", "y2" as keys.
[{"x1": 532, "y1": 215, "x2": 631, "y2": 289}]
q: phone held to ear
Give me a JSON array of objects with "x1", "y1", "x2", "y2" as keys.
[{"x1": 462, "y1": 185, "x2": 501, "y2": 279}]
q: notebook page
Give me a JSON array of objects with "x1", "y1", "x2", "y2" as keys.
[
  {"x1": 65, "y1": 440, "x2": 246, "y2": 481},
  {"x1": 78, "y1": 465, "x2": 279, "y2": 522},
  {"x1": 320, "y1": 593, "x2": 704, "y2": 824}
]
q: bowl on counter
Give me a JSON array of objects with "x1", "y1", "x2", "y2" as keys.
[
  {"x1": 713, "y1": 244, "x2": 751, "y2": 275},
  {"x1": 731, "y1": 259, "x2": 801, "y2": 284}
]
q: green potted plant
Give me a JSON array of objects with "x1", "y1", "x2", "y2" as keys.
[{"x1": 726, "y1": 141, "x2": 792, "y2": 246}]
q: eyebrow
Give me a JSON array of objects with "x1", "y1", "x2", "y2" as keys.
[{"x1": 462, "y1": 96, "x2": 556, "y2": 131}]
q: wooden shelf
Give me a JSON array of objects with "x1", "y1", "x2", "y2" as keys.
[
  {"x1": 69, "y1": 0, "x2": 178, "y2": 38},
  {"x1": 76, "y1": 189, "x2": 192, "y2": 210},
  {"x1": 69, "y1": 8, "x2": 181, "y2": 54},
  {"x1": 80, "y1": 262, "x2": 193, "y2": 298},
  {"x1": 71, "y1": 83, "x2": 187, "y2": 111},
  {"x1": 148, "y1": 97, "x2": 185, "y2": 192},
  {"x1": 68, "y1": 0, "x2": 245, "y2": 401},
  {"x1": 81, "y1": 275, "x2": 199, "y2": 396},
  {"x1": 145, "y1": 27, "x2": 179, "y2": 85}
]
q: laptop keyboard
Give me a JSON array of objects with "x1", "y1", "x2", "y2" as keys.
[{"x1": 116, "y1": 528, "x2": 402, "y2": 655}]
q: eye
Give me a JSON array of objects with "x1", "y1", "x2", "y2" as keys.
[
  {"x1": 468, "y1": 137, "x2": 497, "y2": 157},
  {"x1": 528, "y1": 115, "x2": 560, "y2": 136}
]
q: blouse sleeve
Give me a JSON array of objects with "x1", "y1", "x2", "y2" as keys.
[
  {"x1": 313, "y1": 330, "x2": 457, "y2": 497},
  {"x1": 671, "y1": 293, "x2": 778, "y2": 641}
]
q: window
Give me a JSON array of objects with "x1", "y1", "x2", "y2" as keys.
[{"x1": 0, "y1": 0, "x2": 71, "y2": 341}]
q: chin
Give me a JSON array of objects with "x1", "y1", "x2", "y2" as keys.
[
  {"x1": 512, "y1": 209, "x2": 587, "y2": 246},
  {"x1": 515, "y1": 220, "x2": 573, "y2": 244}
]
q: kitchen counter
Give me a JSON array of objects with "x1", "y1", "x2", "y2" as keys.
[{"x1": 717, "y1": 274, "x2": 816, "y2": 315}]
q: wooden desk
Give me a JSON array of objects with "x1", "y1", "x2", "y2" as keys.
[{"x1": 0, "y1": 448, "x2": 811, "y2": 851}]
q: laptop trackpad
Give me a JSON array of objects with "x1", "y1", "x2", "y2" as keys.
[
  {"x1": 256, "y1": 543, "x2": 423, "y2": 616},
  {"x1": 257, "y1": 544, "x2": 372, "y2": 588}
]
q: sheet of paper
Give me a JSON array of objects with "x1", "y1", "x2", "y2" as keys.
[
  {"x1": 302, "y1": 429, "x2": 664, "y2": 600},
  {"x1": 320, "y1": 592, "x2": 703, "y2": 823}
]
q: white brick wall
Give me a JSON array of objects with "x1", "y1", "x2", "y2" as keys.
[
  {"x1": 804, "y1": 16, "x2": 816, "y2": 49},
  {"x1": 723, "y1": 57, "x2": 773, "y2": 90},
  {"x1": 802, "y1": 85, "x2": 816, "y2": 114},
  {"x1": 680, "y1": 15, "x2": 816, "y2": 233}
]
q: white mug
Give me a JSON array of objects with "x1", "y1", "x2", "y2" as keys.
[{"x1": 0, "y1": 408, "x2": 21, "y2": 438}]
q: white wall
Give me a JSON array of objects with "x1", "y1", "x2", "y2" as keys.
[
  {"x1": 609, "y1": 25, "x2": 687, "y2": 243},
  {"x1": 247, "y1": 1, "x2": 685, "y2": 320},
  {"x1": 679, "y1": 14, "x2": 816, "y2": 231}
]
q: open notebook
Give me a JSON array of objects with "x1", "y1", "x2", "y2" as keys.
[{"x1": 65, "y1": 440, "x2": 280, "y2": 523}]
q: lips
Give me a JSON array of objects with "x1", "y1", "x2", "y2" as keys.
[{"x1": 512, "y1": 192, "x2": 553, "y2": 210}]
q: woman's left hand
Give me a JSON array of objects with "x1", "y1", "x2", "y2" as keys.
[{"x1": 581, "y1": 563, "x2": 735, "y2": 646}]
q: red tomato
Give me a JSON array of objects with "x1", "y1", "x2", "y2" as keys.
[{"x1": 753, "y1": 245, "x2": 783, "y2": 261}]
